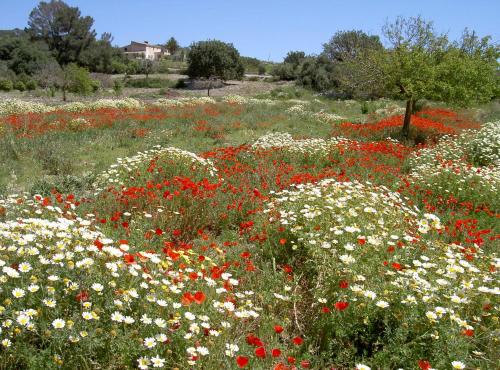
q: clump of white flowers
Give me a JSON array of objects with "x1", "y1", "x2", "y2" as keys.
[
  {"x1": 153, "y1": 97, "x2": 216, "y2": 108},
  {"x1": 286, "y1": 104, "x2": 345, "y2": 123},
  {"x1": 0, "y1": 98, "x2": 143, "y2": 116},
  {"x1": 251, "y1": 132, "x2": 350, "y2": 157},
  {"x1": 93, "y1": 145, "x2": 218, "y2": 192}
]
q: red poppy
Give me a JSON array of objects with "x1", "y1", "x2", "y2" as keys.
[
  {"x1": 246, "y1": 334, "x2": 263, "y2": 347},
  {"x1": 255, "y1": 347, "x2": 266, "y2": 358},
  {"x1": 392, "y1": 262, "x2": 402, "y2": 270},
  {"x1": 274, "y1": 325, "x2": 284, "y2": 334},
  {"x1": 236, "y1": 356, "x2": 249, "y2": 368},
  {"x1": 322, "y1": 306, "x2": 331, "y2": 313},
  {"x1": 334, "y1": 301, "x2": 349, "y2": 311},
  {"x1": 272, "y1": 348, "x2": 282, "y2": 357},
  {"x1": 94, "y1": 239, "x2": 103, "y2": 250},
  {"x1": 300, "y1": 360, "x2": 311, "y2": 368},
  {"x1": 292, "y1": 337, "x2": 303, "y2": 345},
  {"x1": 339, "y1": 280, "x2": 349, "y2": 289},
  {"x1": 194, "y1": 291, "x2": 206, "y2": 304},
  {"x1": 418, "y1": 360, "x2": 431, "y2": 370},
  {"x1": 75, "y1": 290, "x2": 89, "y2": 302},
  {"x1": 287, "y1": 356, "x2": 296, "y2": 364},
  {"x1": 123, "y1": 253, "x2": 135, "y2": 264}
]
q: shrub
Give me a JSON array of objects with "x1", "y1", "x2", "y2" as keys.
[
  {"x1": 0, "y1": 78, "x2": 13, "y2": 91},
  {"x1": 13, "y1": 81, "x2": 26, "y2": 91},
  {"x1": 187, "y1": 40, "x2": 244, "y2": 80},
  {"x1": 113, "y1": 80, "x2": 123, "y2": 96},
  {"x1": 124, "y1": 78, "x2": 174, "y2": 89},
  {"x1": 25, "y1": 79, "x2": 37, "y2": 90},
  {"x1": 258, "y1": 64, "x2": 266, "y2": 75},
  {"x1": 110, "y1": 60, "x2": 127, "y2": 74},
  {"x1": 157, "y1": 59, "x2": 170, "y2": 74},
  {"x1": 63, "y1": 63, "x2": 97, "y2": 96},
  {"x1": 271, "y1": 63, "x2": 296, "y2": 81}
]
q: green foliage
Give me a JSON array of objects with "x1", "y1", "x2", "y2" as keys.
[
  {"x1": 297, "y1": 55, "x2": 338, "y2": 92},
  {"x1": 283, "y1": 51, "x2": 306, "y2": 66},
  {"x1": 187, "y1": 40, "x2": 244, "y2": 80},
  {"x1": 0, "y1": 78, "x2": 13, "y2": 91},
  {"x1": 271, "y1": 63, "x2": 297, "y2": 81},
  {"x1": 63, "y1": 63, "x2": 96, "y2": 95},
  {"x1": 165, "y1": 36, "x2": 180, "y2": 55},
  {"x1": 13, "y1": 80, "x2": 26, "y2": 91},
  {"x1": 25, "y1": 79, "x2": 37, "y2": 90},
  {"x1": 110, "y1": 59, "x2": 127, "y2": 74},
  {"x1": 80, "y1": 33, "x2": 125, "y2": 74},
  {"x1": 0, "y1": 33, "x2": 53, "y2": 75},
  {"x1": 125, "y1": 60, "x2": 140, "y2": 75},
  {"x1": 241, "y1": 56, "x2": 265, "y2": 73},
  {"x1": 112, "y1": 79, "x2": 123, "y2": 96},
  {"x1": 27, "y1": 0, "x2": 96, "y2": 65},
  {"x1": 124, "y1": 78, "x2": 174, "y2": 89},
  {"x1": 157, "y1": 59, "x2": 170, "y2": 74},
  {"x1": 323, "y1": 30, "x2": 383, "y2": 62}
]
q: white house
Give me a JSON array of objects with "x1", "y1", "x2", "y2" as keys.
[{"x1": 122, "y1": 41, "x2": 169, "y2": 60}]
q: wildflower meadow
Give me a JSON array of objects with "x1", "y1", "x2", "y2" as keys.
[{"x1": 0, "y1": 95, "x2": 498, "y2": 370}]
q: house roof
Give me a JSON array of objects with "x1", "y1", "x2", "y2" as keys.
[{"x1": 123, "y1": 41, "x2": 164, "y2": 50}]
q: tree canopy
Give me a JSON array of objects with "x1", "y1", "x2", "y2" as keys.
[
  {"x1": 323, "y1": 30, "x2": 383, "y2": 62},
  {"x1": 187, "y1": 40, "x2": 244, "y2": 81},
  {"x1": 165, "y1": 37, "x2": 180, "y2": 55},
  {"x1": 27, "y1": 0, "x2": 96, "y2": 65},
  {"x1": 379, "y1": 16, "x2": 498, "y2": 137}
]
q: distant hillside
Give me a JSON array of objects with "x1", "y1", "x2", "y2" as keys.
[{"x1": 0, "y1": 29, "x2": 26, "y2": 38}]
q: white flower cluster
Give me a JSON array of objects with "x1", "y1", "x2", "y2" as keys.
[
  {"x1": 251, "y1": 132, "x2": 349, "y2": 156},
  {"x1": 0, "y1": 99, "x2": 53, "y2": 116},
  {"x1": 0, "y1": 98, "x2": 143, "y2": 116},
  {"x1": 221, "y1": 95, "x2": 276, "y2": 105},
  {"x1": 373, "y1": 103, "x2": 405, "y2": 117},
  {"x1": 93, "y1": 145, "x2": 218, "y2": 191},
  {"x1": 62, "y1": 98, "x2": 143, "y2": 112},
  {"x1": 286, "y1": 104, "x2": 345, "y2": 123},
  {"x1": 466, "y1": 121, "x2": 500, "y2": 166},
  {"x1": 0, "y1": 204, "x2": 259, "y2": 367},
  {"x1": 263, "y1": 178, "x2": 498, "y2": 345},
  {"x1": 406, "y1": 122, "x2": 500, "y2": 205},
  {"x1": 153, "y1": 97, "x2": 216, "y2": 108}
]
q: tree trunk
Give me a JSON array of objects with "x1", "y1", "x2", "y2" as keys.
[
  {"x1": 62, "y1": 87, "x2": 67, "y2": 102},
  {"x1": 401, "y1": 98, "x2": 413, "y2": 139}
]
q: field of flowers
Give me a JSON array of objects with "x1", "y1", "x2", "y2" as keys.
[{"x1": 0, "y1": 96, "x2": 498, "y2": 369}]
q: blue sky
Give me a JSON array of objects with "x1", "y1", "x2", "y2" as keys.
[{"x1": 1, "y1": 0, "x2": 499, "y2": 61}]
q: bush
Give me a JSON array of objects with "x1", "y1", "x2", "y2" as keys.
[
  {"x1": 258, "y1": 63, "x2": 266, "y2": 75},
  {"x1": 0, "y1": 78, "x2": 13, "y2": 91},
  {"x1": 63, "y1": 63, "x2": 96, "y2": 95},
  {"x1": 271, "y1": 63, "x2": 296, "y2": 81},
  {"x1": 110, "y1": 60, "x2": 127, "y2": 74},
  {"x1": 158, "y1": 59, "x2": 170, "y2": 74},
  {"x1": 175, "y1": 79, "x2": 186, "y2": 88},
  {"x1": 25, "y1": 79, "x2": 37, "y2": 90},
  {"x1": 124, "y1": 78, "x2": 174, "y2": 89},
  {"x1": 113, "y1": 80, "x2": 123, "y2": 96},
  {"x1": 187, "y1": 40, "x2": 244, "y2": 80},
  {"x1": 13, "y1": 81, "x2": 26, "y2": 91}
]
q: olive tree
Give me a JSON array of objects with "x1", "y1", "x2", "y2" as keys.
[
  {"x1": 345, "y1": 16, "x2": 498, "y2": 138},
  {"x1": 382, "y1": 16, "x2": 498, "y2": 138}
]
